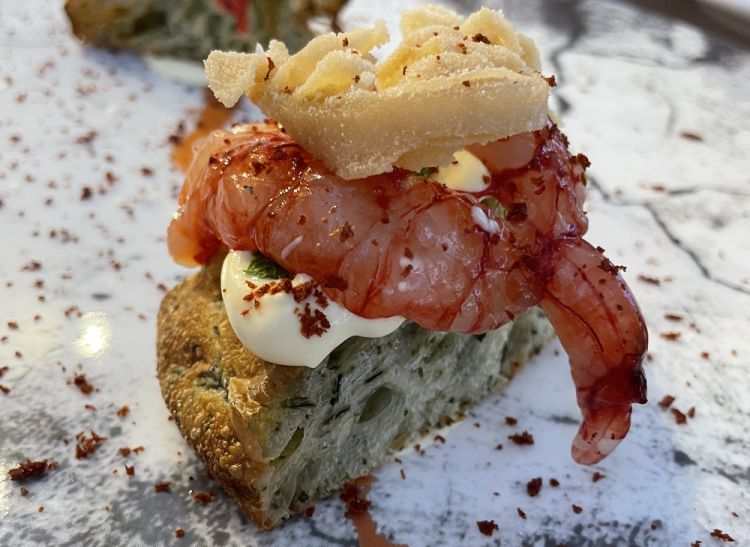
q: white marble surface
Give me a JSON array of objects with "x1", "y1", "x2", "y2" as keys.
[{"x1": 1, "y1": 0, "x2": 748, "y2": 545}]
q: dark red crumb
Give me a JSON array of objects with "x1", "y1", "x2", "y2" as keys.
[
  {"x1": 8, "y1": 460, "x2": 57, "y2": 481},
  {"x1": 526, "y1": 477, "x2": 542, "y2": 497},
  {"x1": 671, "y1": 408, "x2": 688, "y2": 425},
  {"x1": 660, "y1": 331, "x2": 682, "y2": 341},
  {"x1": 505, "y1": 416, "x2": 518, "y2": 426},
  {"x1": 154, "y1": 482, "x2": 171, "y2": 493},
  {"x1": 508, "y1": 431, "x2": 534, "y2": 445},
  {"x1": 572, "y1": 504, "x2": 583, "y2": 514},
  {"x1": 517, "y1": 507, "x2": 527, "y2": 519},
  {"x1": 75, "y1": 431, "x2": 105, "y2": 459},
  {"x1": 304, "y1": 506, "x2": 315, "y2": 517},
  {"x1": 476, "y1": 520, "x2": 499, "y2": 537},
  {"x1": 434, "y1": 435, "x2": 446, "y2": 444},
  {"x1": 119, "y1": 447, "x2": 131, "y2": 457},
  {"x1": 20, "y1": 486, "x2": 29, "y2": 496},
  {"x1": 193, "y1": 491, "x2": 215, "y2": 504},
  {"x1": 664, "y1": 313, "x2": 683, "y2": 322},
  {"x1": 116, "y1": 405, "x2": 130, "y2": 418},
  {"x1": 175, "y1": 528, "x2": 185, "y2": 538},
  {"x1": 549, "y1": 478, "x2": 560, "y2": 487},
  {"x1": 710, "y1": 529, "x2": 735, "y2": 542},
  {"x1": 658, "y1": 395, "x2": 676, "y2": 409},
  {"x1": 72, "y1": 374, "x2": 94, "y2": 394},
  {"x1": 592, "y1": 472, "x2": 605, "y2": 483},
  {"x1": 340, "y1": 480, "x2": 372, "y2": 517},
  {"x1": 687, "y1": 406, "x2": 696, "y2": 418},
  {"x1": 124, "y1": 465, "x2": 135, "y2": 476}
]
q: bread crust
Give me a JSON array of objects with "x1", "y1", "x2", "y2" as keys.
[{"x1": 157, "y1": 255, "x2": 553, "y2": 529}]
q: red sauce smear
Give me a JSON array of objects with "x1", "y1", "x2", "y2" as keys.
[
  {"x1": 215, "y1": 0, "x2": 251, "y2": 33},
  {"x1": 172, "y1": 90, "x2": 235, "y2": 173},
  {"x1": 340, "y1": 476, "x2": 407, "y2": 547}
]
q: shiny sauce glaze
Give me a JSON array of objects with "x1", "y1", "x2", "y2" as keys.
[{"x1": 167, "y1": 122, "x2": 647, "y2": 464}]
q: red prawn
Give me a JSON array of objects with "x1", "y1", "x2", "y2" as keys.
[{"x1": 167, "y1": 121, "x2": 647, "y2": 464}]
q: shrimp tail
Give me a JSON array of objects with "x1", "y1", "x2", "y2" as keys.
[{"x1": 538, "y1": 238, "x2": 648, "y2": 464}]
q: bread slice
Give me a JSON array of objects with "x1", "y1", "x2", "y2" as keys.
[{"x1": 156, "y1": 255, "x2": 554, "y2": 529}]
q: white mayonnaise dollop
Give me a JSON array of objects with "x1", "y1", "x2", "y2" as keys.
[
  {"x1": 433, "y1": 149, "x2": 490, "y2": 193},
  {"x1": 221, "y1": 251, "x2": 404, "y2": 368}
]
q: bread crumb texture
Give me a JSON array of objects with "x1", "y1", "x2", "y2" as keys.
[{"x1": 205, "y1": 4, "x2": 550, "y2": 179}]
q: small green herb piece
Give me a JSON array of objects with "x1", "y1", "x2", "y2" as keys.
[
  {"x1": 480, "y1": 196, "x2": 507, "y2": 218},
  {"x1": 415, "y1": 166, "x2": 438, "y2": 178},
  {"x1": 244, "y1": 255, "x2": 289, "y2": 279}
]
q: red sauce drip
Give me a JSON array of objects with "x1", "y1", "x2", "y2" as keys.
[{"x1": 340, "y1": 476, "x2": 407, "y2": 547}]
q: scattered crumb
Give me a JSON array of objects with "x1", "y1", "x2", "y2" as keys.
[
  {"x1": 516, "y1": 507, "x2": 527, "y2": 519},
  {"x1": 495, "y1": 444, "x2": 503, "y2": 450},
  {"x1": 508, "y1": 431, "x2": 534, "y2": 445},
  {"x1": 20, "y1": 486, "x2": 29, "y2": 496},
  {"x1": 505, "y1": 416, "x2": 518, "y2": 426},
  {"x1": 304, "y1": 506, "x2": 315, "y2": 517},
  {"x1": 658, "y1": 395, "x2": 675, "y2": 409},
  {"x1": 175, "y1": 528, "x2": 185, "y2": 538},
  {"x1": 526, "y1": 477, "x2": 542, "y2": 497},
  {"x1": 38, "y1": 507, "x2": 44, "y2": 513},
  {"x1": 119, "y1": 447, "x2": 131, "y2": 457},
  {"x1": 660, "y1": 331, "x2": 682, "y2": 341},
  {"x1": 671, "y1": 408, "x2": 688, "y2": 425},
  {"x1": 592, "y1": 472, "x2": 605, "y2": 483},
  {"x1": 400, "y1": 469, "x2": 406, "y2": 480},
  {"x1": 124, "y1": 465, "x2": 135, "y2": 476},
  {"x1": 193, "y1": 491, "x2": 215, "y2": 504},
  {"x1": 8, "y1": 460, "x2": 57, "y2": 481},
  {"x1": 72, "y1": 374, "x2": 94, "y2": 394},
  {"x1": 710, "y1": 529, "x2": 735, "y2": 542},
  {"x1": 572, "y1": 504, "x2": 583, "y2": 514},
  {"x1": 116, "y1": 405, "x2": 130, "y2": 418},
  {"x1": 549, "y1": 478, "x2": 560, "y2": 487},
  {"x1": 75, "y1": 431, "x2": 105, "y2": 459},
  {"x1": 155, "y1": 482, "x2": 172, "y2": 493},
  {"x1": 434, "y1": 435, "x2": 445, "y2": 444},
  {"x1": 476, "y1": 520, "x2": 499, "y2": 537}
]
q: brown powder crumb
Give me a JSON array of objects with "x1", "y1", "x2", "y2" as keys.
[
  {"x1": 119, "y1": 447, "x2": 131, "y2": 457},
  {"x1": 155, "y1": 481, "x2": 171, "y2": 493},
  {"x1": 434, "y1": 435, "x2": 446, "y2": 444},
  {"x1": 193, "y1": 491, "x2": 215, "y2": 504},
  {"x1": 680, "y1": 131, "x2": 703, "y2": 142},
  {"x1": 124, "y1": 465, "x2": 135, "y2": 476},
  {"x1": 37, "y1": 507, "x2": 44, "y2": 513},
  {"x1": 508, "y1": 431, "x2": 534, "y2": 445},
  {"x1": 660, "y1": 331, "x2": 682, "y2": 341},
  {"x1": 691, "y1": 541, "x2": 702, "y2": 547},
  {"x1": 572, "y1": 504, "x2": 583, "y2": 514},
  {"x1": 637, "y1": 274, "x2": 661, "y2": 285},
  {"x1": 598, "y1": 257, "x2": 626, "y2": 275},
  {"x1": 0, "y1": 366, "x2": 8, "y2": 378},
  {"x1": 175, "y1": 528, "x2": 185, "y2": 538},
  {"x1": 664, "y1": 313, "x2": 683, "y2": 322},
  {"x1": 592, "y1": 472, "x2": 605, "y2": 483},
  {"x1": 140, "y1": 167, "x2": 154, "y2": 177},
  {"x1": 0, "y1": 384, "x2": 10, "y2": 395},
  {"x1": 84, "y1": 404, "x2": 96, "y2": 412},
  {"x1": 80, "y1": 187, "x2": 93, "y2": 200},
  {"x1": 543, "y1": 74, "x2": 557, "y2": 87},
  {"x1": 133, "y1": 446, "x2": 145, "y2": 454},
  {"x1": 471, "y1": 33, "x2": 490, "y2": 44},
  {"x1": 476, "y1": 520, "x2": 499, "y2": 537},
  {"x1": 505, "y1": 416, "x2": 518, "y2": 426},
  {"x1": 462, "y1": 80, "x2": 471, "y2": 87},
  {"x1": 7, "y1": 321, "x2": 18, "y2": 330},
  {"x1": 671, "y1": 408, "x2": 688, "y2": 425},
  {"x1": 550, "y1": 478, "x2": 560, "y2": 487},
  {"x1": 8, "y1": 460, "x2": 57, "y2": 481},
  {"x1": 731, "y1": 512, "x2": 739, "y2": 518},
  {"x1": 20, "y1": 486, "x2": 29, "y2": 496},
  {"x1": 700, "y1": 351, "x2": 710, "y2": 360},
  {"x1": 73, "y1": 374, "x2": 94, "y2": 394},
  {"x1": 658, "y1": 395, "x2": 676, "y2": 409},
  {"x1": 526, "y1": 477, "x2": 542, "y2": 497},
  {"x1": 75, "y1": 431, "x2": 106, "y2": 459},
  {"x1": 517, "y1": 507, "x2": 527, "y2": 519},
  {"x1": 687, "y1": 406, "x2": 696, "y2": 418},
  {"x1": 116, "y1": 405, "x2": 130, "y2": 418},
  {"x1": 495, "y1": 444, "x2": 503, "y2": 450},
  {"x1": 710, "y1": 529, "x2": 735, "y2": 542},
  {"x1": 400, "y1": 469, "x2": 406, "y2": 480}
]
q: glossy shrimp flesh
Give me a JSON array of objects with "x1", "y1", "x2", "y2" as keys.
[{"x1": 167, "y1": 122, "x2": 647, "y2": 464}]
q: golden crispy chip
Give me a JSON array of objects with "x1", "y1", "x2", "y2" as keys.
[{"x1": 205, "y1": 5, "x2": 550, "y2": 180}]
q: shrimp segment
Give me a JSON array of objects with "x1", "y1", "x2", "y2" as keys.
[{"x1": 167, "y1": 122, "x2": 647, "y2": 463}]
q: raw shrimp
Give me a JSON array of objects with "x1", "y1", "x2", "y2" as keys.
[{"x1": 167, "y1": 122, "x2": 647, "y2": 464}]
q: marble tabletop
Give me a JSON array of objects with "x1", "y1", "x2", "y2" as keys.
[{"x1": 1, "y1": 0, "x2": 748, "y2": 545}]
